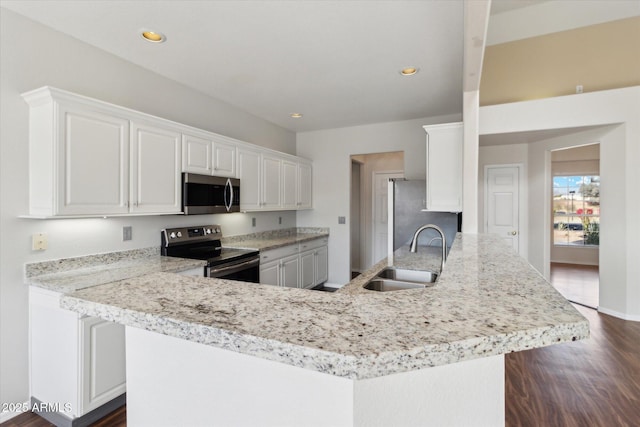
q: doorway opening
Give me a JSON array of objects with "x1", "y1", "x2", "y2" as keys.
[
  {"x1": 350, "y1": 152, "x2": 404, "y2": 278},
  {"x1": 550, "y1": 144, "x2": 600, "y2": 309}
]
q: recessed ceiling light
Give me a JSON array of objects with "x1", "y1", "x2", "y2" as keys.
[
  {"x1": 400, "y1": 67, "x2": 419, "y2": 76},
  {"x1": 141, "y1": 30, "x2": 166, "y2": 43},
  {"x1": 290, "y1": 113, "x2": 303, "y2": 119}
]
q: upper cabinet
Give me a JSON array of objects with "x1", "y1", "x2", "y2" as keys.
[
  {"x1": 237, "y1": 146, "x2": 313, "y2": 212},
  {"x1": 423, "y1": 122, "x2": 463, "y2": 213},
  {"x1": 22, "y1": 87, "x2": 312, "y2": 217},
  {"x1": 130, "y1": 120, "x2": 182, "y2": 214},
  {"x1": 22, "y1": 87, "x2": 182, "y2": 217},
  {"x1": 182, "y1": 130, "x2": 237, "y2": 178}
]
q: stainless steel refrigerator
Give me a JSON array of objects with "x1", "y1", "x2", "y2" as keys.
[{"x1": 388, "y1": 179, "x2": 460, "y2": 253}]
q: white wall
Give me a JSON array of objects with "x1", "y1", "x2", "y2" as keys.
[
  {"x1": 0, "y1": 9, "x2": 296, "y2": 417},
  {"x1": 480, "y1": 87, "x2": 640, "y2": 321},
  {"x1": 296, "y1": 114, "x2": 461, "y2": 285}
]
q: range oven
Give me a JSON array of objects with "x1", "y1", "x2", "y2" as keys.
[{"x1": 161, "y1": 225, "x2": 259, "y2": 283}]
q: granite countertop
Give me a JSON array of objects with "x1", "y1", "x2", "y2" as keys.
[
  {"x1": 59, "y1": 233, "x2": 589, "y2": 380},
  {"x1": 222, "y1": 227, "x2": 328, "y2": 251},
  {"x1": 26, "y1": 248, "x2": 206, "y2": 294}
]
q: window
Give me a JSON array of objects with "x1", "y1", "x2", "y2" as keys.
[{"x1": 553, "y1": 175, "x2": 600, "y2": 246}]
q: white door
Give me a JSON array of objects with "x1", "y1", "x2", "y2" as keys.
[
  {"x1": 486, "y1": 166, "x2": 520, "y2": 252},
  {"x1": 281, "y1": 160, "x2": 298, "y2": 209},
  {"x1": 259, "y1": 261, "x2": 280, "y2": 286},
  {"x1": 182, "y1": 133, "x2": 212, "y2": 175},
  {"x1": 281, "y1": 255, "x2": 299, "y2": 288},
  {"x1": 212, "y1": 139, "x2": 237, "y2": 177},
  {"x1": 315, "y1": 246, "x2": 328, "y2": 285},
  {"x1": 299, "y1": 250, "x2": 316, "y2": 289},
  {"x1": 262, "y1": 154, "x2": 282, "y2": 209},
  {"x1": 372, "y1": 171, "x2": 404, "y2": 264},
  {"x1": 297, "y1": 162, "x2": 313, "y2": 209},
  {"x1": 57, "y1": 104, "x2": 130, "y2": 215},
  {"x1": 130, "y1": 121, "x2": 182, "y2": 213},
  {"x1": 237, "y1": 148, "x2": 262, "y2": 210}
]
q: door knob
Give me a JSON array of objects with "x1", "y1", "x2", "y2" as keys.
[{"x1": 510, "y1": 231, "x2": 517, "y2": 236}]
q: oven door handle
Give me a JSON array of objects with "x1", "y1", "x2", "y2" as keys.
[{"x1": 208, "y1": 257, "x2": 260, "y2": 276}]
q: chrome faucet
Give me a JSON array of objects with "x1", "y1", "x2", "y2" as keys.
[{"x1": 409, "y1": 224, "x2": 447, "y2": 274}]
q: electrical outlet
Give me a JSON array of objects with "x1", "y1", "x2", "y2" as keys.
[
  {"x1": 32, "y1": 233, "x2": 47, "y2": 251},
  {"x1": 123, "y1": 226, "x2": 132, "y2": 241},
  {"x1": 252, "y1": 217, "x2": 256, "y2": 227},
  {"x1": 338, "y1": 216, "x2": 346, "y2": 224},
  {"x1": 576, "y1": 85, "x2": 584, "y2": 94},
  {"x1": 279, "y1": 216, "x2": 282, "y2": 225}
]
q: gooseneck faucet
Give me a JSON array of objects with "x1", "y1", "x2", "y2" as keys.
[{"x1": 409, "y1": 224, "x2": 447, "y2": 275}]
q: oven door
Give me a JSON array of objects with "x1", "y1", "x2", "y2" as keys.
[{"x1": 207, "y1": 256, "x2": 260, "y2": 283}]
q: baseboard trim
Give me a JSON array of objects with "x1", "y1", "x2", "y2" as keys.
[
  {"x1": 31, "y1": 394, "x2": 126, "y2": 427},
  {"x1": 598, "y1": 307, "x2": 640, "y2": 322}
]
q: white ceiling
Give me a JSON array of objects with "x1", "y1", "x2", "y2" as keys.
[{"x1": 1, "y1": 0, "x2": 465, "y2": 132}]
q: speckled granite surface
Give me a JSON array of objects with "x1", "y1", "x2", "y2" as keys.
[
  {"x1": 26, "y1": 248, "x2": 206, "y2": 293},
  {"x1": 59, "y1": 233, "x2": 589, "y2": 380},
  {"x1": 222, "y1": 227, "x2": 328, "y2": 251}
]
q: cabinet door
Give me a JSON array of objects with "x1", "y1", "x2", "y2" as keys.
[
  {"x1": 424, "y1": 123, "x2": 463, "y2": 212},
  {"x1": 299, "y1": 250, "x2": 316, "y2": 289},
  {"x1": 80, "y1": 317, "x2": 126, "y2": 414},
  {"x1": 259, "y1": 260, "x2": 280, "y2": 286},
  {"x1": 237, "y1": 148, "x2": 262, "y2": 210},
  {"x1": 212, "y1": 139, "x2": 237, "y2": 178},
  {"x1": 297, "y1": 162, "x2": 313, "y2": 209},
  {"x1": 56, "y1": 104, "x2": 130, "y2": 215},
  {"x1": 130, "y1": 121, "x2": 182, "y2": 213},
  {"x1": 315, "y1": 246, "x2": 329, "y2": 285},
  {"x1": 182, "y1": 133, "x2": 212, "y2": 175},
  {"x1": 262, "y1": 154, "x2": 282, "y2": 209},
  {"x1": 281, "y1": 254, "x2": 300, "y2": 288},
  {"x1": 281, "y1": 160, "x2": 298, "y2": 210}
]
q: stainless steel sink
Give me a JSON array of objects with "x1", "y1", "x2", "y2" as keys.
[
  {"x1": 364, "y1": 278, "x2": 430, "y2": 292},
  {"x1": 375, "y1": 268, "x2": 438, "y2": 284}
]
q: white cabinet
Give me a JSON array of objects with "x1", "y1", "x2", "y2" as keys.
[
  {"x1": 22, "y1": 87, "x2": 182, "y2": 217},
  {"x1": 22, "y1": 86, "x2": 310, "y2": 217},
  {"x1": 182, "y1": 132, "x2": 237, "y2": 178},
  {"x1": 282, "y1": 160, "x2": 298, "y2": 210},
  {"x1": 182, "y1": 133, "x2": 213, "y2": 175},
  {"x1": 238, "y1": 147, "x2": 313, "y2": 212},
  {"x1": 30, "y1": 287, "x2": 125, "y2": 421},
  {"x1": 212, "y1": 138, "x2": 237, "y2": 177},
  {"x1": 237, "y1": 147, "x2": 263, "y2": 210},
  {"x1": 423, "y1": 122, "x2": 463, "y2": 212},
  {"x1": 299, "y1": 238, "x2": 329, "y2": 289},
  {"x1": 130, "y1": 120, "x2": 182, "y2": 214},
  {"x1": 259, "y1": 244, "x2": 299, "y2": 287},
  {"x1": 80, "y1": 317, "x2": 126, "y2": 413},
  {"x1": 297, "y1": 161, "x2": 313, "y2": 209},
  {"x1": 23, "y1": 89, "x2": 130, "y2": 216},
  {"x1": 260, "y1": 238, "x2": 328, "y2": 288},
  {"x1": 261, "y1": 154, "x2": 282, "y2": 209}
]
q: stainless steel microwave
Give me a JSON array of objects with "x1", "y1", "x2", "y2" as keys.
[{"x1": 182, "y1": 173, "x2": 240, "y2": 215}]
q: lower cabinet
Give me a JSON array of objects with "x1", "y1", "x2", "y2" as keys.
[
  {"x1": 30, "y1": 287, "x2": 126, "y2": 421},
  {"x1": 259, "y1": 238, "x2": 328, "y2": 289}
]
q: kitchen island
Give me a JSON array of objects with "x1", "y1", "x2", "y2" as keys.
[{"x1": 60, "y1": 234, "x2": 589, "y2": 426}]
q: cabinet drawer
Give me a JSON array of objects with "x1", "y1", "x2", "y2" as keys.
[
  {"x1": 260, "y1": 244, "x2": 299, "y2": 263},
  {"x1": 298, "y1": 237, "x2": 328, "y2": 253}
]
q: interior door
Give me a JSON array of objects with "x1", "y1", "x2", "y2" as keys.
[
  {"x1": 486, "y1": 166, "x2": 520, "y2": 252},
  {"x1": 372, "y1": 171, "x2": 404, "y2": 264}
]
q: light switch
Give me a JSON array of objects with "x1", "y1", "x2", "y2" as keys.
[{"x1": 338, "y1": 216, "x2": 346, "y2": 224}]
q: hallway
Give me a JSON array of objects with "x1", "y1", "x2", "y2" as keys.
[{"x1": 551, "y1": 262, "x2": 599, "y2": 308}]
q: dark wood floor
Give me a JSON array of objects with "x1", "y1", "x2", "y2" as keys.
[
  {"x1": 551, "y1": 262, "x2": 599, "y2": 308},
  {"x1": 5, "y1": 307, "x2": 639, "y2": 427},
  {"x1": 506, "y1": 304, "x2": 640, "y2": 427}
]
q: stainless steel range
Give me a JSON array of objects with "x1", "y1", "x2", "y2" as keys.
[{"x1": 161, "y1": 225, "x2": 260, "y2": 282}]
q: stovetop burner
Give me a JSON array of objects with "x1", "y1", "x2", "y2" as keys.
[{"x1": 161, "y1": 225, "x2": 259, "y2": 267}]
